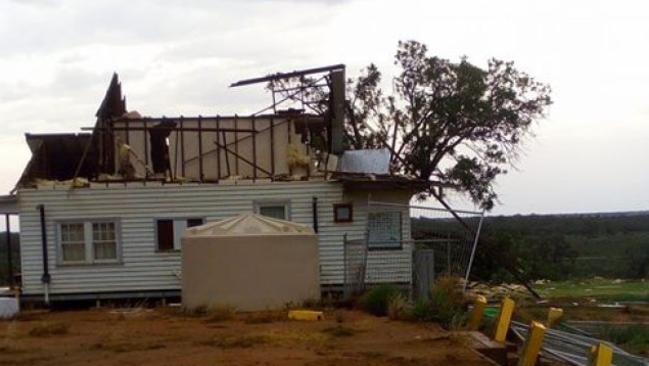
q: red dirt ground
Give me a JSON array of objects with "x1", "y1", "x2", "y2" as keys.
[{"x1": 0, "y1": 308, "x2": 495, "y2": 366}]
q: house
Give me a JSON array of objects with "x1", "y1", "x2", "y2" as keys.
[{"x1": 1, "y1": 66, "x2": 430, "y2": 303}]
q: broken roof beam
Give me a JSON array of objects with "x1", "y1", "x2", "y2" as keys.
[
  {"x1": 230, "y1": 64, "x2": 345, "y2": 87},
  {"x1": 80, "y1": 127, "x2": 258, "y2": 133},
  {"x1": 109, "y1": 113, "x2": 317, "y2": 122}
]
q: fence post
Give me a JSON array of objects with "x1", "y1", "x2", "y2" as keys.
[
  {"x1": 589, "y1": 343, "x2": 613, "y2": 366},
  {"x1": 463, "y1": 210, "x2": 485, "y2": 292},
  {"x1": 467, "y1": 295, "x2": 487, "y2": 330},
  {"x1": 546, "y1": 307, "x2": 564, "y2": 328},
  {"x1": 517, "y1": 321, "x2": 546, "y2": 366},
  {"x1": 493, "y1": 297, "x2": 515, "y2": 343}
]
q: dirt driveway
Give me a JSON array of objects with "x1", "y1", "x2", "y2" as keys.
[{"x1": 1, "y1": 307, "x2": 494, "y2": 366}]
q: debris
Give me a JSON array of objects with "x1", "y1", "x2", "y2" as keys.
[
  {"x1": 464, "y1": 282, "x2": 531, "y2": 302},
  {"x1": 288, "y1": 310, "x2": 324, "y2": 321},
  {"x1": 337, "y1": 148, "x2": 390, "y2": 175}
]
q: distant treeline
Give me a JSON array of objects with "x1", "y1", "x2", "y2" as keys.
[
  {"x1": 0, "y1": 232, "x2": 20, "y2": 286},
  {"x1": 413, "y1": 212, "x2": 649, "y2": 282}
]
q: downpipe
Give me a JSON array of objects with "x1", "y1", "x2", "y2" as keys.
[{"x1": 37, "y1": 204, "x2": 51, "y2": 305}]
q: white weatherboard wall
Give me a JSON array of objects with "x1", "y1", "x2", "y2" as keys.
[
  {"x1": 17, "y1": 181, "x2": 412, "y2": 297},
  {"x1": 343, "y1": 190, "x2": 413, "y2": 284}
]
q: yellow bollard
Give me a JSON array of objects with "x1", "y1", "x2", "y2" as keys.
[
  {"x1": 468, "y1": 295, "x2": 487, "y2": 330},
  {"x1": 517, "y1": 321, "x2": 546, "y2": 366},
  {"x1": 589, "y1": 343, "x2": 613, "y2": 366},
  {"x1": 493, "y1": 297, "x2": 515, "y2": 343},
  {"x1": 288, "y1": 310, "x2": 324, "y2": 321},
  {"x1": 546, "y1": 307, "x2": 564, "y2": 327}
]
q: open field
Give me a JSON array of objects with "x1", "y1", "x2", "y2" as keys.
[
  {"x1": 521, "y1": 279, "x2": 649, "y2": 356},
  {"x1": 533, "y1": 278, "x2": 649, "y2": 302},
  {"x1": 0, "y1": 307, "x2": 495, "y2": 366}
]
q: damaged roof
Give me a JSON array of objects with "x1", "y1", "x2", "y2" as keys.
[{"x1": 19, "y1": 133, "x2": 97, "y2": 184}]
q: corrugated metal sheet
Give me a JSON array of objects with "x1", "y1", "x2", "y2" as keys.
[
  {"x1": 337, "y1": 149, "x2": 391, "y2": 174},
  {"x1": 17, "y1": 181, "x2": 412, "y2": 296}
]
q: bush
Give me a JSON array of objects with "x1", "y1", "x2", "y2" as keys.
[
  {"x1": 387, "y1": 293, "x2": 410, "y2": 320},
  {"x1": 358, "y1": 285, "x2": 401, "y2": 316},
  {"x1": 412, "y1": 277, "x2": 467, "y2": 329}
]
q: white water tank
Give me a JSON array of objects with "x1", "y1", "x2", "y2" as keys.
[{"x1": 181, "y1": 213, "x2": 320, "y2": 311}]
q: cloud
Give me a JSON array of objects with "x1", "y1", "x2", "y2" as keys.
[{"x1": 0, "y1": 0, "x2": 648, "y2": 214}]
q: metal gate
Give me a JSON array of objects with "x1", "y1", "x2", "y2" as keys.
[{"x1": 367, "y1": 200, "x2": 485, "y2": 299}]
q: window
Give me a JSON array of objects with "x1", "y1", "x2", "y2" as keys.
[
  {"x1": 92, "y1": 222, "x2": 117, "y2": 261},
  {"x1": 255, "y1": 201, "x2": 289, "y2": 220},
  {"x1": 156, "y1": 218, "x2": 204, "y2": 251},
  {"x1": 60, "y1": 223, "x2": 85, "y2": 263},
  {"x1": 58, "y1": 221, "x2": 120, "y2": 264},
  {"x1": 367, "y1": 211, "x2": 402, "y2": 250},
  {"x1": 333, "y1": 203, "x2": 353, "y2": 223}
]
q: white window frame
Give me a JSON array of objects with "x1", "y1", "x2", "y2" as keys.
[
  {"x1": 56, "y1": 220, "x2": 121, "y2": 265},
  {"x1": 154, "y1": 217, "x2": 205, "y2": 252},
  {"x1": 254, "y1": 200, "x2": 291, "y2": 220}
]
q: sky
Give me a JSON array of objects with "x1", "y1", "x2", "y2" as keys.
[{"x1": 0, "y1": 0, "x2": 648, "y2": 216}]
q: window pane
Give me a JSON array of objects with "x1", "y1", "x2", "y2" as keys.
[
  {"x1": 62, "y1": 243, "x2": 85, "y2": 262},
  {"x1": 368, "y1": 211, "x2": 402, "y2": 248},
  {"x1": 92, "y1": 222, "x2": 117, "y2": 260},
  {"x1": 94, "y1": 242, "x2": 117, "y2": 260},
  {"x1": 334, "y1": 204, "x2": 353, "y2": 222},
  {"x1": 259, "y1": 205, "x2": 286, "y2": 220},
  {"x1": 187, "y1": 218, "x2": 204, "y2": 228},
  {"x1": 157, "y1": 219, "x2": 174, "y2": 251},
  {"x1": 62, "y1": 223, "x2": 84, "y2": 242},
  {"x1": 61, "y1": 223, "x2": 85, "y2": 262}
]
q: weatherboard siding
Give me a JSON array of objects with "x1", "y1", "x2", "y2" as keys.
[{"x1": 18, "y1": 181, "x2": 412, "y2": 296}]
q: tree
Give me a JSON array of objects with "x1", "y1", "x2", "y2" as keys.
[{"x1": 272, "y1": 40, "x2": 552, "y2": 210}]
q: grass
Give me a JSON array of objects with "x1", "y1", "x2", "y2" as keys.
[
  {"x1": 321, "y1": 325, "x2": 356, "y2": 337},
  {"x1": 411, "y1": 277, "x2": 467, "y2": 329},
  {"x1": 28, "y1": 322, "x2": 69, "y2": 337},
  {"x1": 387, "y1": 294, "x2": 410, "y2": 321},
  {"x1": 197, "y1": 335, "x2": 267, "y2": 349},
  {"x1": 91, "y1": 341, "x2": 166, "y2": 353},
  {"x1": 599, "y1": 325, "x2": 649, "y2": 356},
  {"x1": 358, "y1": 285, "x2": 401, "y2": 316},
  {"x1": 243, "y1": 310, "x2": 286, "y2": 324},
  {"x1": 534, "y1": 278, "x2": 649, "y2": 302},
  {"x1": 203, "y1": 305, "x2": 237, "y2": 323}
]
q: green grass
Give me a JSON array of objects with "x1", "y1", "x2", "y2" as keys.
[
  {"x1": 600, "y1": 325, "x2": 649, "y2": 356},
  {"x1": 534, "y1": 278, "x2": 649, "y2": 302}
]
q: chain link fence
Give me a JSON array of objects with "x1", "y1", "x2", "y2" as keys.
[{"x1": 341, "y1": 200, "x2": 484, "y2": 301}]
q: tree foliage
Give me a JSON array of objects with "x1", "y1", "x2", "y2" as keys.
[{"x1": 272, "y1": 40, "x2": 551, "y2": 210}]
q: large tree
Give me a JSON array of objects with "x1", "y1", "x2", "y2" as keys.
[{"x1": 272, "y1": 40, "x2": 552, "y2": 210}]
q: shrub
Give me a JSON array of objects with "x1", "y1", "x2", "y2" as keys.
[
  {"x1": 412, "y1": 276, "x2": 467, "y2": 329},
  {"x1": 358, "y1": 285, "x2": 401, "y2": 316},
  {"x1": 387, "y1": 293, "x2": 411, "y2": 320}
]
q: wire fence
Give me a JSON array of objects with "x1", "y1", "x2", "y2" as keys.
[
  {"x1": 341, "y1": 200, "x2": 484, "y2": 301},
  {"x1": 342, "y1": 235, "x2": 369, "y2": 300}
]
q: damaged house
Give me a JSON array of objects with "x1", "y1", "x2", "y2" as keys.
[{"x1": 2, "y1": 65, "x2": 431, "y2": 303}]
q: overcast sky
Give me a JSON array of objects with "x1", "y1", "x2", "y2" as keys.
[{"x1": 0, "y1": 0, "x2": 648, "y2": 215}]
